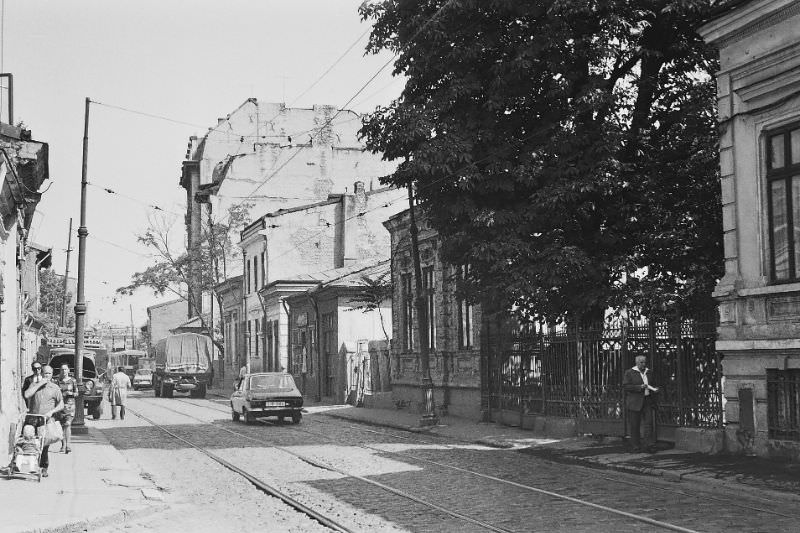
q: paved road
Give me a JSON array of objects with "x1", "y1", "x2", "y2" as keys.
[{"x1": 92, "y1": 391, "x2": 799, "y2": 533}]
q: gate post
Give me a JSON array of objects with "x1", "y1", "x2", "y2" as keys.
[{"x1": 675, "y1": 313, "x2": 685, "y2": 427}]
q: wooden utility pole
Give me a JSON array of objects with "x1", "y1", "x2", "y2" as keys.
[
  {"x1": 73, "y1": 97, "x2": 90, "y2": 434},
  {"x1": 407, "y1": 184, "x2": 438, "y2": 426},
  {"x1": 130, "y1": 304, "x2": 135, "y2": 350},
  {"x1": 60, "y1": 218, "x2": 73, "y2": 327}
]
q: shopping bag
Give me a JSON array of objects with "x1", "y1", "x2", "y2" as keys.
[{"x1": 39, "y1": 418, "x2": 64, "y2": 447}]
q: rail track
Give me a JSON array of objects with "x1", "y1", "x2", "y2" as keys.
[
  {"x1": 122, "y1": 395, "x2": 771, "y2": 533},
  {"x1": 171, "y1": 396, "x2": 800, "y2": 521}
]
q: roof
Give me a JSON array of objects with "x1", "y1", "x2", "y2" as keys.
[
  {"x1": 146, "y1": 297, "x2": 186, "y2": 312},
  {"x1": 280, "y1": 259, "x2": 390, "y2": 299}
]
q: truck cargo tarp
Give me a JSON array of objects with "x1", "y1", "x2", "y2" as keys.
[{"x1": 155, "y1": 333, "x2": 212, "y2": 372}]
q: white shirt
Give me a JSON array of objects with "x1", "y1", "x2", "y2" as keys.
[{"x1": 632, "y1": 366, "x2": 651, "y2": 396}]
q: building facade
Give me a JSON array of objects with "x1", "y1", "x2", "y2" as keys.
[
  {"x1": 146, "y1": 298, "x2": 188, "y2": 348},
  {"x1": 0, "y1": 123, "x2": 50, "y2": 461},
  {"x1": 214, "y1": 275, "x2": 243, "y2": 390},
  {"x1": 383, "y1": 210, "x2": 482, "y2": 419},
  {"x1": 700, "y1": 0, "x2": 800, "y2": 458},
  {"x1": 284, "y1": 260, "x2": 392, "y2": 404},
  {"x1": 180, "y1": 99, "x2": 397, "y2": 314},
  {"x1": 240, "y1": 183, "x2": 403, "y2": 374}
]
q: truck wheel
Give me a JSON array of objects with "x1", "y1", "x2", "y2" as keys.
[
  {"x1": 231, "y1": 405, "x2": 240, "y2": 422},
  {"x1": 162, "y1": 383, "x2": 173, "y2": 399},
  {"x1": 244, "y1": 409, "x2": 255, "y2": 425},
  {"x1": 292, "y1": 412, "x2": 302, "y2": 424}
]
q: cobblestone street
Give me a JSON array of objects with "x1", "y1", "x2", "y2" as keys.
[{"x1": 86, "y1": 392, "x2": 800, "y2": 533}]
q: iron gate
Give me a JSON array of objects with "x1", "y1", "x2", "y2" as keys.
[{"x1": 484, "y1": 316, "x2": 723, "y2": 439}]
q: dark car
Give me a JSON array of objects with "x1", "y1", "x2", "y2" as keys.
[
  {"x1": 230, "y1": 373, "x2": 303, "y2": 425},
  {"x1": 48, "y1": 349, "x2": 104, "y2": 419}
]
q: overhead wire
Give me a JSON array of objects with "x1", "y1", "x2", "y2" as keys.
[{"x1": 87, "y1": 181, "x2": 183, "y2": 217}]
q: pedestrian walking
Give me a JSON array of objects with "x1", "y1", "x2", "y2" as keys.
[
  {"x1": 237, "y1": 363, "x2": 247, "y2": 388},
  {"x1": 55, "y1": 364, "x2": 78, "y2": 453},
  {"x1": 23, "y1": 365, "x2": 64, "y2": 478},
  {"x1": 109, "y1": 366, "x2": 132, "y2": 420},
  {"x1": 21, "y1": 361, "x2": 44, "y2": 408},
  {"x1": 623, "y1": 355, "x2": 659, "y2": 453}
]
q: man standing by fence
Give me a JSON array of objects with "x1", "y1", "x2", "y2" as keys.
[{"x1": 623, "y1": 355, "x2": 659, "y2": 453}]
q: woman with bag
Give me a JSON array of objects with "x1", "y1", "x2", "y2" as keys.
[{"x1": 23, "y1": 365, "x2": 64, "y2": 478}]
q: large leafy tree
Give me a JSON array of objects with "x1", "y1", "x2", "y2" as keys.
[{"x1": 360, "y1": 0, "x2": 722, "y2": 324}]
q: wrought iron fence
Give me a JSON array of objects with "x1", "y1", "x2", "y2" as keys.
[
  {"x1": 485, "y1": 315, "x2": 722, "y2": 436},
  {"x1": 767, "y1": 369, "x2": 800, "y2": 441}
]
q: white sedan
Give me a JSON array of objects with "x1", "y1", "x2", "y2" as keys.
[{"x1": 230, "y1": 373, "x2": 303, "y2": 425}]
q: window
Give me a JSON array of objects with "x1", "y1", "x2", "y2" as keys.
[
  {"x1": 402, "y1": 273, "x2": 413, "y2": 350},
  {"x1": 254, "y1": 319, "x2": 261, "y2": 358},
  {"x1": 247, "y1": 320, "x2": 252, "y2": 358},
  {"x1": 261, "y1": 251, "x2": 266, "y2": 287},
  {"x1": 246, "y1": 259, "x2": 251, "y2": 293},
  {"x1": 253, "y1": 255, "x2": 259, "y2": 290},
  {"x1": 767, "y1": 125, "x2": 800, "y2": 281},
  {"x1": 457, "y1": 265, "x2": 474, "y2": 349},
  {"x1": 423, "y1": 266, "x2": 436, "y2": 349},
  {"x1": 767, "y1": 369, "x2": 800, "y2": 441}
]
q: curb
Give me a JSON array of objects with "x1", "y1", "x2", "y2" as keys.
[{"x1": 24, "y1": 504, "x2": 170, "y2": 533}]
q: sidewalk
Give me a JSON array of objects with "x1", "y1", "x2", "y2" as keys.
[
  {"x1": 0, "y1": 426, "x2": 162, "y2": 533},
  {"x1": 309, "y1": 402, "x2": 800, "y2": 502}
]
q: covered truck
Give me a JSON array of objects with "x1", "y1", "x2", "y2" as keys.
[{"x1": 153, "y1": 333, "x2": 213, "y2": 399}]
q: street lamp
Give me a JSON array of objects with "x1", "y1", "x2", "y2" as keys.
[{"x1": 72, "y1": 97, "x2": 91, "y2": 435}]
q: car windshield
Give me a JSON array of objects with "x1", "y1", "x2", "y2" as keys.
[
  {"x1": 249, "y1": 374, "x2": 296, "y2": 392},
  {"x1": 135, "y1": 370, "x2": 152, "y2": 376}
]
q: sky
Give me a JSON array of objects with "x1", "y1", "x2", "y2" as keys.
[{"x1": 2, "y1": 0, "x2": 402, "y2": 329}]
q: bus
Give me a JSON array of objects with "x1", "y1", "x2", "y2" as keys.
[{"x1": 106, "y1": 349, "x2": 146, "y2": 381}]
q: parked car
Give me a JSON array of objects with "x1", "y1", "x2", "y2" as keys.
[
  {"x1": 230, "y1": 373, "x2": 303, "y2": 425},
  {"x1": 132, "y1": 369, "x2": 153, "y2": 390}
]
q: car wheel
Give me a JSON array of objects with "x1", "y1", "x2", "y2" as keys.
[
  {"x1": 292, "y1": 412, "x2": 302, "y2": 424},
  {"x1": 231, "y1": 406, "x2": 240, "y2": 422},
  {"x1": 244, "y1": 408, "x2": 256, "y2": 425}
]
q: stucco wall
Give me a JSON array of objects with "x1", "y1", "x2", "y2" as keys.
[{"x1": 147, "y1": 299, "x2": 188, "y2": 346}]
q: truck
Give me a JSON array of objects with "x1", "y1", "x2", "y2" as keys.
[
  {"x1": 152, "y1": 333, "x2": 213, "y2": 399},
  {"x1": 47, "y1": 348, "x2": 105, "y2": 419}
]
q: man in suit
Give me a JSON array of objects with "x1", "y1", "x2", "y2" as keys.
[{"x1": 623, "y1": 355, "x2": 659, "y2": 452}]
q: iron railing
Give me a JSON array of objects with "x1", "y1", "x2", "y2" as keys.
[{"x1": 485, "y1": 315, "x2": 722, "y2": 435}]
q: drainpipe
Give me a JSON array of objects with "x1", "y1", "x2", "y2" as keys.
[{"x1": 306, "y1": 286, "x2": 323, "y2": 403}]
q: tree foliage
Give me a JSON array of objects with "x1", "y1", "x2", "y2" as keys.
[
  {"x1": 117, "y1": 204, "x2": 253, "y2": 350},
  {"x1": 39, "y1": 267, "x2": 73, "y2": 331},
  {"x1": 360, "y1": 0, "x2": 722, "y2": 323}
]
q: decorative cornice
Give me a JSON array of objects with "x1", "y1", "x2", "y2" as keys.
[{"x1": 700, "y1": 0, "x2": 800, "y2": 49}]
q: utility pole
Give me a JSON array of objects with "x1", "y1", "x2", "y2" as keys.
[
  {"x1": 73, "y1": 97, "x2": 90, "y2": 435},
  {"x1": 129, "y1": 304, "x2": 135, "y2": 350},
  {"x1": 407, "y1": 184, "x2": 438, "y2": 426},
  {"x1": 60, "y1": 218, "x2": 73, "y2": 327}
]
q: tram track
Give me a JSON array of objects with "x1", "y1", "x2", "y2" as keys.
[
  {"x1": 129, "y1": 398, "x2": 516, "y2": 533},
  {"x1": 167, "y1": 395, "x2": 800, "y2": 521},
  {"x1": 131, "y1": 395, "x2": 715, "y2": 533}
]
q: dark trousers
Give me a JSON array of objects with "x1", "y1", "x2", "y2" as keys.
[
  {"x1": 111, "y1": 405, "x2": 126, "y2": 419},
  {"x1": 628, "y1": 398, "x2": 655, "y2": 449}
]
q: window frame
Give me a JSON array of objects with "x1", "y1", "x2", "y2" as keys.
[
  {"x1": 766, "y1": 123, "x2": 800, "y2": 283},
  {"x1": 401, "y1": 273, "x2": 413, "y2": 351},
  {"x1": 422, "y1": 266, "x2": 436, "y2": 350},
  {"x1": 457, "y1": 264, "x2": 474, "y2": 349}
]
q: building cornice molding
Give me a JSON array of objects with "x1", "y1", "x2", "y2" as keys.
[{"x1": 699, "y1": 0, "x2": 800, "y2": 49}]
